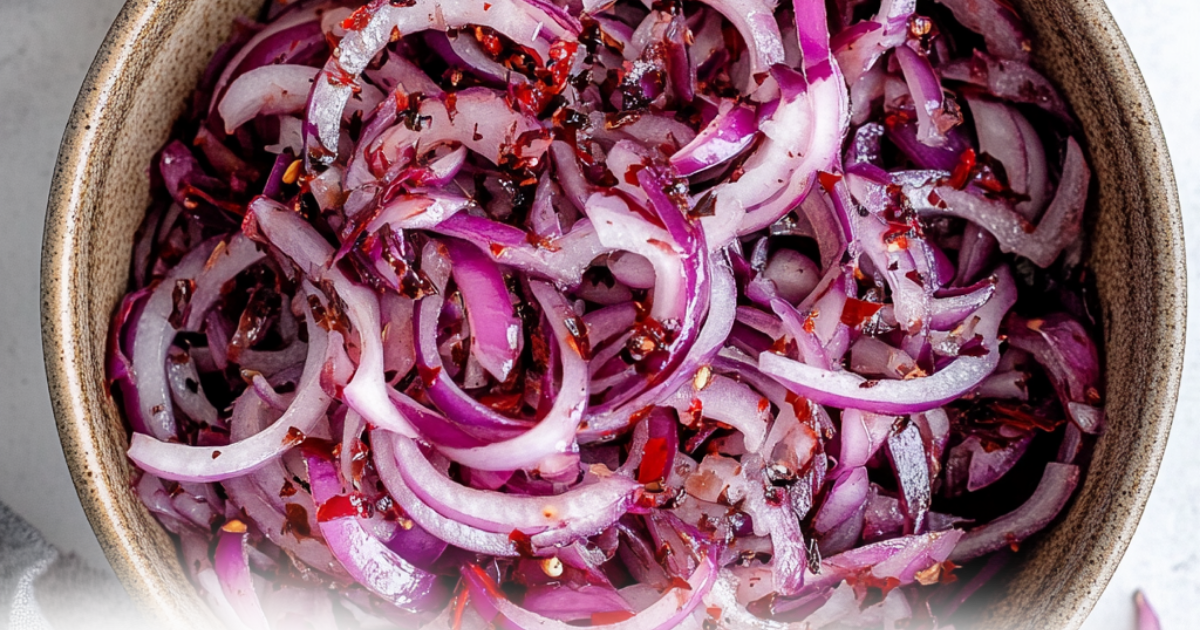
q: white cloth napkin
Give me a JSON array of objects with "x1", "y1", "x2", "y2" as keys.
[
  {"x1": 0, "y1": 502, "x2": 142, "y2": 630},
  {"x1": 0, "y1": 501, "x2": 54, "y2": 630}
]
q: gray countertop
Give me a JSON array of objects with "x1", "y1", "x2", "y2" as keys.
[{"x1": 0, "y1": 0, "x2": 1193, "y2": 627}]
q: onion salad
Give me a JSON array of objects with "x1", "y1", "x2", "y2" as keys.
[{"x1": 108, "y1": 0, "x2": 1104, "y2": 627}]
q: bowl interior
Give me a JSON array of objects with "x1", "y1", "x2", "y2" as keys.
[{"x1": 41, "y1": 0, "x2": 1185, "y2": 628}]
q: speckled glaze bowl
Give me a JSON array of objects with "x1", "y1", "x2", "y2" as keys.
[{"x1": 41, "y1": 0, "x2": 1185, "y2": 628}]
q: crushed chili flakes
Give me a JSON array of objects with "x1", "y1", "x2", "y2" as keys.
[
  {"x1": 340, "y1": 6, "x2": 372, "y2": 31},
  {"x1": 947, "y1": 148, "x2": 977, "y2": 190},
  {"x1": 841, "y1": 297, "x2": 883, "y2": 328},
  {"x1": 316, "y1": 492, "x2": 373, "y2": 522}
]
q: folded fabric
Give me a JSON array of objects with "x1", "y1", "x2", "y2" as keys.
[
  {"x1": 0, "y1": 501, "x2": 142, "y2": 630},
  {"x1": 0, "y1": 501, "x2": 54, "y2": 630}
]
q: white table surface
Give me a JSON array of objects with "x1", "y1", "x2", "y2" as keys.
[{"x1": 0, "y1": 0, "x2": 1193, "y2": 627}]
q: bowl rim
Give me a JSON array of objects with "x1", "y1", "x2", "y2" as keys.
[{"x1": 40, "y1": 0, "x2": 1187, "y2": 627}]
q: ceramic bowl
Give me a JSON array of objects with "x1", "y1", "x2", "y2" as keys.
[{"x1": 41, "y1": 0, "x2": 1186, "y2": 627}]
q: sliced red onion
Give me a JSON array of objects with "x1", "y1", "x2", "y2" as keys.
[
  {"x1": 438, "y1": 32, "x2": 512, "y2": 84},
  {"x1": 693, "y1": 0, "x2": 785, "y2": 94},
  {"x1": 410, "y1": 244, "x2": 536, "y2": 440},
  {"x1": 950, "y1": 462, "x2": 1080, "y2": 562},
  {"x1": 666, "y1": 373, "x2": 771, "y2": 452},
  {"x1": 1136, "y1": 591, "x2": 1162, "y2": 630},
  {"x1": 670, "y1": 100, "x2": 757, "y2": 176},
  {"x1": 464, "y1": 543, "x2": 718, "y2": 630},
  {"x1": 127, "y1": 291, "x2": 332, "y2": 483},
  {"x1": 821, "y1": 527, "x2": 964, "y2": 588},
  {"x1": 221, "y1": 473, "x2": 342, "y2": 575},
  {"x1": 905, "y1": 138, "x2": 1089, "y2": 267},
  {"x1": 726, "y1": 455, "x2": 809, "y2": 596},
  {"x1": 762, "y1": 249, "x2": 821, "y2": 305},
  {"x1": 950, "y1": 433, "x2": 1035, "y2": 495},
  {"x1": 885, "y1": 420, "x2": 931, "y2": 534},
  {"x1": 366, "y1": 89, "x2": 546, "y2": 180},
  {"x1": 934, "y1": 0, "x2": 1032, "y2": 62},
  {"x1": 208, "y1": 6, "x2": 325, "y2": 113},
  {"x1": 166, "y1": 348, "x2": 219, "y2": 426},
  {"x1": 251, "y1": 197, "x2": 418, "y2": 437},
  {"x1": 386, "y1": 433, "x2": 639, "y2": 537},
  {"x1": 1007, "y1": 312, "x2": 1104, "y2": 433},
  {"x1": 433, "y1": 280, "x2": 589, "y2": 472},
  {"x1": 365, "y1": 192, "x2": 474, "y2": 232},
  {"x1": 834, "y1": 409, "x2": 894, "y2": 472},
  {"x1": 305, "y1": 0, "x2": 572, "y2": 163},
  {"x1": 303, "y1": 448, "x2": 446, "y2": 612},
  {"x1": 432, "y1": 214, "x2": 608, "y2": 286},
  {"x1": 940, "y1": 50, "x2": 1069, "y2": 118},
  {"x1": 220, "y1": 65, "x2": 319, "y2": 134},
  {"x1": 712, "y1": 64, "x2": 848, "y2": 245},
  {"x1": 116, "y1": 0, "x2": 1105, "y2": 621},
  {"x1": 792, "y1": 0, "x2": 831, "y2": 69},
  {"x1": 760, "y1": 266, "x2": 1016, "y2": 414},
  {"x1": 130, "y1": 239, "x2": 219, "y2": 440},
  {"x1": 183, "y1": 234, "x2": 267, "y2": 331},
  {"x1": 967, "y1": 95, "x2": 1050, "y2": 219},
  {"x1": 443, "y1": 238, "x2": 522, "y2": 381},
  {"x1": 893, "y1": 45, "x2": 950, "y2": 147},
  {"x1": 929, "y1": 276, "x2": 998, "y2": 330},
  {"x1": 213, "y1": 525, "x2": 271, "y2": 630},
  {"x1": 580, "y1": 258, "x2": 734, "y2": 441},
  {"x1": 372, "y1": 431, "x2": 520, "y2": 556},
  {"x1": 813, "y1": 467, "x2": 870, "y2": 536},
  {"x1": 833, "y1": 0, "x2": 914, "y2": 84}
]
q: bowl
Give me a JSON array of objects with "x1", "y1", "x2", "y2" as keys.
[{"x1": 41, "y1": 0, "x2": 1186, "y2": 627}]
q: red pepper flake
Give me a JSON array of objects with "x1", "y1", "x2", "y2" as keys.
[
  {"x1": 947, "y1": 148, "x2": 976, "y2": 190},
  {"x1": 474, "y1": 26, "x2": 505, "y2": 56},
  {"x1": 840, "y1": 298, "x2": 883, "y2": 327},
  {"x1": 846, "y1": 572, "x2": 902, "y2": 596},
  {"x1": 282, "y1": 426, "x2": 307, "y2": 448},
  {"x1": 483, "y1": 2, "x2": 492, "y2": 8},
  {"x1": 563, "y1": 314, "x2": 592, "y2": 359},
  {"x1": 524, "y1": 231, "x2": 562, "y2": 252},
  {"x1": 280, "y1": 479, "x2": 297, "y2": 498},
  {"x1": 802, "y1": 308, "x2": 819, "y2": 334},
  {"x1": 939, "y1": 560, "x2": 959, "y2": 585},
  {"x1": 508, "y1": 530, "x2": 535, "y2": 557},
  {"x1": 211, "y1": 450, "x2": 222, "y2": 459},
  {"x1": 348, "y1": 438, "x2": 370, "y2": 487},
  {"x1": 418, "y1": 364, "x2": 442, "y2": 387},
  {"x1": 326, "y1": 62, "x2": 358, "y2": 88},
  {"x1": 783, "y1": 393, "x2": 811, "y2": 422},
  {"x1": 464, "y1": 564, "x2": 508, "y2": 602},
  {"x1": 638, "y1": 437, "x2": 671, "y2": 484},
  {"x1": 624, "y1": 162, "x2": 647, "y2": 186},
  {"x1": 666, "y1": 576, "x2": 693, "y2": 591},
  {"x1": 451, "y1": 588, "x2": 470, "y2": 630},
  {"x1": 757, "y1": 398, "x2": 770, "y2": 414},
  {"x1": 316, "y1": 493, "x2": 371, "y2": 522},
  {"x1": 706, "y1": 607, "x2": 723, "y2": 621},
  {"x1": 282, "y1": 503, "x2": 311, "y2": 539},
  {"x1": 817, "y1": 171, "x2": 842, "y2": 192},
  {"x1": 591, "y1": 612, "x2": 637, "y2": 625},
  {"x1": 340, "y1": 6, "x2": 372, "y2": 31}
]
